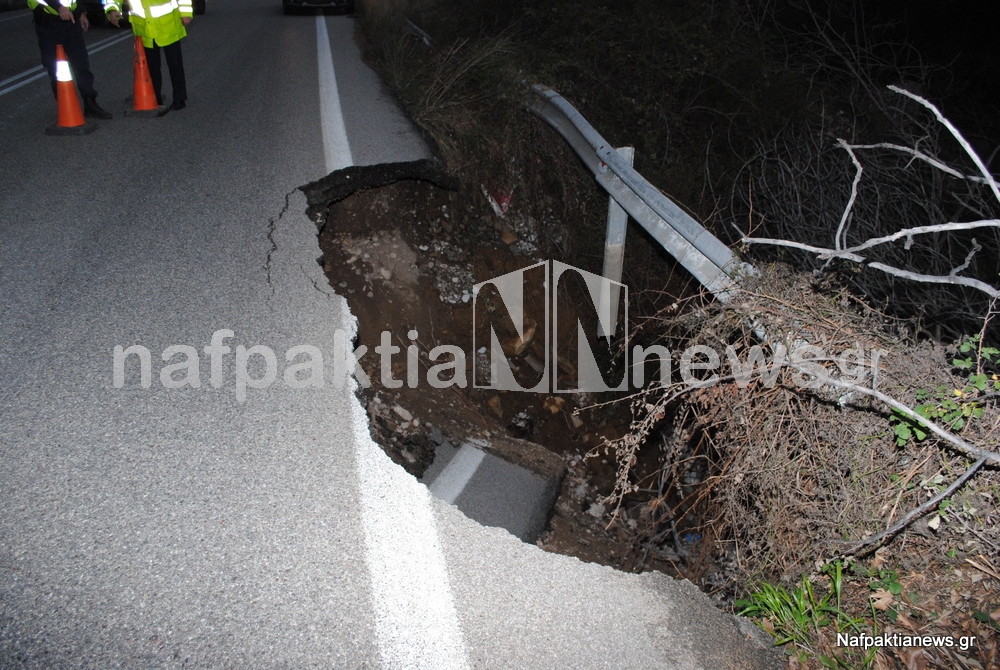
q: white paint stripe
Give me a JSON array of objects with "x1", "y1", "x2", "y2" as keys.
[
  {"x1": 0, "y1": 9, "x2": 31, "y2": 23},
  {"x1": 349, "y1": 392, "x2": 471, "y2": 669},
  {"x1": 0, "y1": 10, "x2": 31, "y2": 23},
  {"x1": 315, "y1": 16, "x2": 353, "y2": 172},
  {"x1": 0, "y1": 33, "x2": 132, "y2": 98},
  {"x1": 86, "y1": 32, "x2": 135, "y2": 55},
  {"x1": 428, "y1": 445, "x2": 485, "y2": 504},
  {"x1": 0, "y1": 66, "x2": 43, "y2": 90},
  {"x1": 0, "y1": 71, "x2": 48, "y2": 96}
]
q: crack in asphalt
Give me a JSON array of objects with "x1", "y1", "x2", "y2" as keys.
[
  {"x1": 265, "y1": 188, "x2": 297, "y2": 292},
  {"x1": 301, "y1": 263, "x2": 337, "y2": 301}
]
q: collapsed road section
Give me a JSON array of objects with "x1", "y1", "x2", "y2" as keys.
[
  {"x1": 299, "y1": 158, "x2": 783, "y2": 669},
  {"x1": 302, "y1": 159, "x2": 567, "y2": 543}
]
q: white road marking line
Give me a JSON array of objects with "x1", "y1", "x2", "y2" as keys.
[
  {"x1": 0, "y1": 32, "x2": 132, "y2": 97},
  {"x1": 319, "y1": 21, "x2": 466, "y2": 665},
  {"x1": 429, "y1": 444, "x2": 485, "y2": 504},
  {"x1": 84, "y1": 31, "x2": 134, "y2": 54},
  {"x1": 349, "y1": 394, "x2": 471, "y2": 670},
  {"x1": 0, "y1": 66, "x2": 43, "y2": 91},
  {"x1": 315, "y1": 16, "x2": 353, "y2": 172},
  {"x1": 0, "y1": 9, "x2": 30, "y2": 23}
]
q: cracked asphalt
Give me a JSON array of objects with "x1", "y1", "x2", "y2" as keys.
[{"x1": 0, "y1": 2, "x2": 782, "y2": 667}]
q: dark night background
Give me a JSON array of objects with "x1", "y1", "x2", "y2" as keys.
[{"x1": 815, "y1": 0, "x2": 1000, "y2": 115}]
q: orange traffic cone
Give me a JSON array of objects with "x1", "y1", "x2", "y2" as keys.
[
  {"x1": 45, "y1": 44, "x2": 97, "y2": 135},
  {"x1": 124, "y1": 36, "x2": 167, "y2": 117}
]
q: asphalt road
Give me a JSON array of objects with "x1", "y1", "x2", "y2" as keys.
[{"x1": 0, "y1": 3, "x2": 781, "y2": 667}]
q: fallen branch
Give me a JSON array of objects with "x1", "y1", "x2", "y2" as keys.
[
  {"x1": 786, "y1": 361, "x2": 1000, "y2": 466},
  {"x1": 776, "y1": 359, "x2": 996, "y2": 554},
  {"x1": 738, "y1": 86, "x2": 1000, "y2": 302},
  {"x1": 861, "y1": 261, "x2": 998, "y2": 299},
  {"x1": 736, "y1": 231, "x2": 1000, "y2": 298},
  {"x1": 833, "y1": 456, "x2": 987, "y2": 557},
  {"x1": 846, "y1": 141, "x2": 994, "y2": 185},
  {"x1": 740, "y1": 220, "x2": 1000, "y2": 258},
  {"x1": 834, "y1": 139, "x2": 863, "y2": 252}
]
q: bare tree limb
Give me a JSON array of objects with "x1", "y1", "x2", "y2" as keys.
[
  {"x1": 864, "y1": 260, "x2": 999, "y2": 298},
  {"x1": 780, "y1": 358, "x2": 996, "y2": 554},
  {"x1": 784, "y1": 361, "x2": 1000, "y2": 466},
  {"x1": 835, "y1": 139, "x2": 863, "y2": 251},
  {"x1": 950, "y1": 239, "x2": 982, "y2": 276},
  {"x1": 732, "y1": 85, "x2": 1000, "y2": 323},
  {"x1": 835, "y1": 220, "x2": 1000, "y2": 257},
  {"x1": 832, "y1": 456, "x2": 987, "y2": 556},
  {"x1": 738, "y1": 234, "x2": 864, "y2": 260},
  {"x1": 847, "y1": 141, "x2": 994, "y2": 185},
  {"x1": 742, "y1": 220, "x2": 1000, "y2": 258},
  {"x1": 738, "y1": 234, "x2": 1000, "y2": 298},
  {"x1": 889, "y1": 85, "x2": 1000, "y2": 203}
]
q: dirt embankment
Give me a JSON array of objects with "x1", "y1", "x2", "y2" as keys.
[{"x1": 303, "y1": 162, "x2": 689, "y2": 576}]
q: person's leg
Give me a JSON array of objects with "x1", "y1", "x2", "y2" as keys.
[
  {"x1": 34, "y1": 22, "x2": 58, "y2": 97},
  {"x1": 59, "y1": 19, "x2": 111, "y2": 119},
  {"x1": 163, "y1": 40, "x2": 186, "y2": 108},
  {"x1": 61, "y1": 20, "x2": 96, "y2": 98},
  {"x1": 144, "y1": 43, "x2": 164, "y2": 106}
]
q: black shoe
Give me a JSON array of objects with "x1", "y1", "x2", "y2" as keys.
[
  {"x1": 83, "y1": 96, "x2": 113, "y2": 120},
  {"x1": 170, "y1": 100, "x2": 186, "y2": 111}
]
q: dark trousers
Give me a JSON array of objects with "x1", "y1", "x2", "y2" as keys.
[
  {"x1": 35, "y1": 17, "x2": 97, "y2": 98},
  {"x1": 144, "y1": 40, "x2": 186, "y2": 106}
]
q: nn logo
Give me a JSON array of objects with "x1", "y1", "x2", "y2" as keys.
[{"x1": 473, "y1": 260, "x2": 628, "y2": 393}]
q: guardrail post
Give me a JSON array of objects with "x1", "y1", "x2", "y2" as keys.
[{"x1": 598, "y1": 146, "x2": 634, "y2": 339}]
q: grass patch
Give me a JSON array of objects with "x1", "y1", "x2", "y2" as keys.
[{"x1": 737, "y1": 562, "x2": 877, "y2": 668}]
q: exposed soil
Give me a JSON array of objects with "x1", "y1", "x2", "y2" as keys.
[
  {"x1": 305, "y1": 161, "x2": 1000, "y2": 668},
  {"x1": 323, "y1": 2, "x2": 1000, "y2": 664},
  {"x1": 309, "y1": 171, "x2": 694, "y2": 576}
]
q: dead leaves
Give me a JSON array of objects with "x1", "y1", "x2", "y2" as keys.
[
  {"x1": 965, "y1": 556, "x2": 1000, "y2": 582},
  {"x1": 871, "y1": 588, "x2": 895, "y2": 611},
  {"x1": 892, "y1": 647, "x2": 930, "y2": 670}
]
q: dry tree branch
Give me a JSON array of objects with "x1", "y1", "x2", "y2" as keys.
[
  {"x1": 833, "y1": 456, "x2": 987, "y2": 556},
  {"x1": 835, "y1": 139, "x2": 863, "y2": 252},
  {"x1": 741, "y1": 220, "x2": 1000, "y2": 260},
  {"x1": 861, "y1": 260, "x2": 997, "y2": 299},
  {"x1": 847, "y1": 141, "x2": 994, "y2": 185},
  {"x1": 737, "y1": 229, "x2": 1000, "y2": 298},
  {"x1": 827, "y1": 299, "x2": 1000, "y2": 557},
  {"x1": 823, "y1": 220, "x2": 1000, "y2": 257},
  {"x1": 785, "y1": 361, "x2": 1000, "y2": 466},
  {"x1": 737, "y1": 86, "x2": 1000, "y2": 310},
  {"x1": 884, "y1": 449, "x2": 933, "y2": 530},
  {"x1": 735, "y1": 234, "x2": 862, "y2": 259},
  {"x1": 775, "y1": 359, "x2": 996, "y2": 555},
  {"x1": 888, "y1": 85, "x2": 1000, "y2": 202},
  {"x1": 739, "y1": 88, "x2": 1000, "y2": 300}
]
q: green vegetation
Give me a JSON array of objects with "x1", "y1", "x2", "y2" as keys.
[
  {"x1": 891, "y1": 334, "x2": 1000, "y2": 446},
  {"x1": 737, "y1": 562, "x2": 878, "y2": 668}
]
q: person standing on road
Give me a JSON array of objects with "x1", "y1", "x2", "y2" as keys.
[
  {"x1": 28, "y1": 0, "x2": 114, "y2": 119},
  {"x1": 106, "y1": 0, "x2": 192, "y2": 111}
]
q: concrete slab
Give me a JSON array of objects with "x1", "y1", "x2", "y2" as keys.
[{"x1": 423, "y1": 437, "x2": 563, "y2": 542}]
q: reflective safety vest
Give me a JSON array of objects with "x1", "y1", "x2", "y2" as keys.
[
  {"x1": 28, "y1": 0, "x2": 79, "y2": 18},
  {"x1": 104, "y1": 0, "x2": 192, "y2": 48}
]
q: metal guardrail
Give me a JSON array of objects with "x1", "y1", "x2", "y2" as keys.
[{"x1": 527, "y1": 84, "x2": 753, "y2": 303}]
